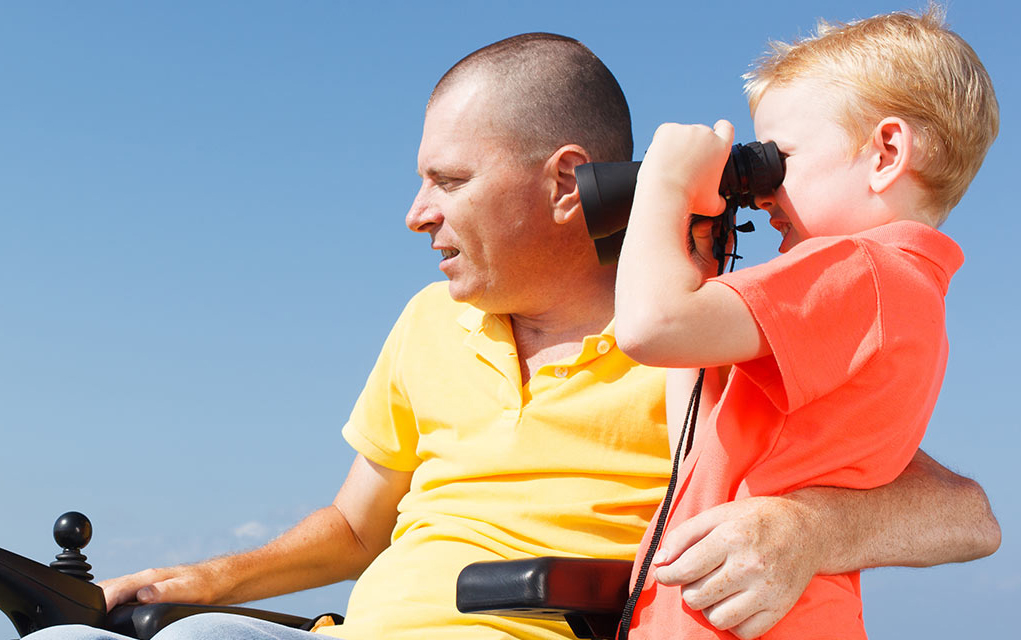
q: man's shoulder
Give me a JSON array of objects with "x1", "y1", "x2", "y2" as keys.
[
  {"x1": 408, "y1": 280, "x2": 455, "y2": 307},
  {"x1": 406, "y1": 283, "x2": 467, "y2": 316},
  {"x1": 396, "y1": 281, "x2": 474, "y2": 328}
]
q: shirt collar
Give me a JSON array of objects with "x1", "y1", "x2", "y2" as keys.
[
  {"x1": 858, "y1": 220, "x2": 964, "y2": 293},
  {"x1": 457, "y1": 306, "x2": 618, "y2": 366}
]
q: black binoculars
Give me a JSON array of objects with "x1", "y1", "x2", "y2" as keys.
[{"x1": 577, "y1": 141, "x2": 786, "y2": 265}]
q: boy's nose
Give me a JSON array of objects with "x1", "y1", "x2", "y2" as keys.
[{"x1": 753, "y1": 192, "x2": 776, "y2": 211}]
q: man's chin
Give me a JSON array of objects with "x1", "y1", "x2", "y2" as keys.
[
  {"x1": 446, "y1": 280, "x2": 509, "y2": 314},
  {"x1": 445, "y1": 280, "x2": 480, "y2": 305}
]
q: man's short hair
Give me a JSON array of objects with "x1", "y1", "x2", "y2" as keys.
[
  {"x1": 431, "y1": 33, "x2": 633, "y2": 164},
  {"x1": 744, "y1": 6, "x2": 999, "y2": 223}
]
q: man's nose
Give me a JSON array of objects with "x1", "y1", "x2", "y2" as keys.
[{"x1": 406, "y1": 185, "x2": 442, "y2": 233}]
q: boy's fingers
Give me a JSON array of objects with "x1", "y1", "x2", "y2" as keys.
[
  {"x1": 713, "y1": 119, "x2": 736, "y2": 145},
  {"x1": 689, "y1": 217, "x2": 717, "y2": 267}
]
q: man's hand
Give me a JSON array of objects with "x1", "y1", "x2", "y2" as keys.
[
  {"x1": 651, "y1": 496, "x2": 821, "y2": 640},
  {"x1": 99, "y1": 562, "x2": 227, "y2": 611},
  {"x1": 646, "y1": 451, "x2": 1000, "y2": 639}
]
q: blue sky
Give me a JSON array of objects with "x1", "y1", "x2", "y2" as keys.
[{"x1": 1, "y1": 1, "x2": 1017, "y2": 637}]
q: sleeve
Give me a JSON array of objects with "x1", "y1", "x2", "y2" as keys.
[
  {"x1": 712, "y1": 236, "x2": 883, "y2": 413},
  {"x1": 341, "y1": 295, "x2": 424, "y2": 473}
]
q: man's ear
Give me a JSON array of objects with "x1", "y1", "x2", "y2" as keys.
[
  {"x1": 545, "y1": 144, "x2": 592, "y2": 224},
  {"x1": 869, "y1": 117, "x2": 914, "y2": 194}
]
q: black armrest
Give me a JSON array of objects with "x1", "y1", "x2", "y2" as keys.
[
  {"x1": 2, "y1": 513, "x2": 337, "y2": 639},
  {"x1": 1, "y1": 545, "x2": 323, "y2": 639},
  {"x1": 456, "y1": 557, "x2": 632, "y2": 640},
  {"x1": 0, "y1": 547, "x2": 107, "y2": 636},
  {"x1": 106, "y1": 604, "x2": 315, "y2": 640}
]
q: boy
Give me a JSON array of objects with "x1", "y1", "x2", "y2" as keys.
[{"x1": 614, "y1": 8, "x2": 998, "y2": 639}]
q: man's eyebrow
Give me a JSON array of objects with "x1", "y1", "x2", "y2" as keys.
[{"x1": 419, "y1": 165, "x2": 470, "y2": 179}]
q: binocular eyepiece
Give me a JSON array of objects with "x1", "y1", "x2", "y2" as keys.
[{"x1": 576, "y1": 141, "x2": 786, "y2": 265}]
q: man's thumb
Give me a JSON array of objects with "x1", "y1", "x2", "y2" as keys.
[{"x1": 137, "y1": 583, "x2": 164, "y2": 603}]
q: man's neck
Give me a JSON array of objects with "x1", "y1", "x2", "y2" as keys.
[{"x1": 508, "y1": 278, "x2": 615, "y2": 385}]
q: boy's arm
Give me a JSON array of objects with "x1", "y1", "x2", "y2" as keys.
[
  {"x1": 614, "y1": 120, "x2": 769, "y2": 368},
  {"x1": 651, "y1": 450, "x2": 999, "y2": 640},
  {"x1": 665, "y1": 366, "x2": 729, "y2": 450}
]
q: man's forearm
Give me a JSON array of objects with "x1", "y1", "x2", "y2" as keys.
[
  {"x1": 102, "y1": 504, "x2": 378, "y2": 609},
  {"x1": 789, "y1": 449, "x2": 1000, "y2": 575},
  {"x1": 210, "y1": 504, "x2": 376, "y2": 604},
  {"x1": 102, "y1": 455, "x2": 408, "y2": 610}
]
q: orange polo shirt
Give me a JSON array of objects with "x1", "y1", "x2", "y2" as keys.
[{"x1": 626, "y1": 221, "x2": 964, "y2": 639}]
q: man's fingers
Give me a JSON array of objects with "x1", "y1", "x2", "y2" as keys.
[
  {"x1": 676, "y1": 565, "x2": 742, "y2": 612},
  {"x1": 701, "y1": 590, "x2": 771, "y2": 635},
  {"x1": 653, "y1": 531, "x2": 727, "y2": 585},
  {"x1": 653, "y1": 503, "x2": 736, "y2": 569},
  {"x1": 99, "y1": 582, "x2": 139, "y2": 611},
  {"x1": 137, "y1": 578, "x2": 183, "y2": 603},
  {"x1": 99, "y1": 573, "x2": 158, "y2": 611},
  {"x1": 136, "y1": 582, "x2": 162, "y2": 603},
  {"x1": 730, "y1": 610, "x2": 787, "y2": 640},
  {"x1": 99, "y1": 568, "x2": 190, "y2": 611}
]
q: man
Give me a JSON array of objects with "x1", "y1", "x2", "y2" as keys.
[{"x1": 31, "y1": 33, "x2": 999, "y2": 640}]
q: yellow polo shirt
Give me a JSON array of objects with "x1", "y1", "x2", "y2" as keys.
[{"x1": 321, "y1": 282, "x2": 669, "y2": 639}]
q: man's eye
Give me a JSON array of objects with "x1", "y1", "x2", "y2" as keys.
[{"x1": 436, "y1": 177, "x2": 466, "y2": 191}]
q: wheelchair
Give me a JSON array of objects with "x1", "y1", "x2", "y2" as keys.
[{"x1": 1, "y1": 513, "x2": 631, "y2": 640}]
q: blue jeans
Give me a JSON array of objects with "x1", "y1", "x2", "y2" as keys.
[{"x1": 23, "y1": 613, "x2": 332, "y2": 640}]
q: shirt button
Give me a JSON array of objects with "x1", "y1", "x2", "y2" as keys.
[
  {"x1": 596, "y1": 340, "x2": 611, "y2": 355},
  {"x1": 554, "y1": 366, "x2": 569, "y2": 378}
]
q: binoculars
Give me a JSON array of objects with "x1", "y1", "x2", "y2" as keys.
[{"x1": 577, "y1": 141, "x2": 786, "y2": 265}]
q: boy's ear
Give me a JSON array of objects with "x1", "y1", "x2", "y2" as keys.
[
  {"x1": 868, "y1": 117, "x2": 914, "y2": 194},
  {"x1": 545, "y1": 144, "x2": 592, "y2": 224}
]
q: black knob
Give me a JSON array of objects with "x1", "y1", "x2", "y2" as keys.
[
  {"x1": 53, "y1": 511, "x2": 92, "y2": 551},
  {"x1": 51, "y1": 511, "x2": 94, "y2": 581}
]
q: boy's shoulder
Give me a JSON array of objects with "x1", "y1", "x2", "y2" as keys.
[
  {"x1": 717, "y1": 221, "x2": 960, "y2": 415},
  {"x1": 724, "y1": 220, "x2": 962, "y2": 293}
]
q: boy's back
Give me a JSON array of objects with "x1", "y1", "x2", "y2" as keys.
[
  {"x1": 629, "y1": 221, "x2": 961, "y2": 638},
  {"x1": 613, "y1": 7, "x2": 998, "y2": 639}
]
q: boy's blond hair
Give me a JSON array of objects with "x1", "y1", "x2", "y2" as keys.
[{"x1": 745, "y1": 6, "x2": 999, "y2": 224}]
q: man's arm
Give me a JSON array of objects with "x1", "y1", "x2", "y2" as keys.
[
  {"x1": 101, "y1": 454, "x2": 412, "y2": 610},
  {"x1": 651, "y1": 449, "x2": 999, "y2": 639},
  {"x1": 796, "y1": 448, "x2": 1000, "y2": 570}
]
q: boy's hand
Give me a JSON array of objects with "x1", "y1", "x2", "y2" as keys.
[
  {"x1": 650, "y1": 497, "x2": 821, "y2": 639},
  {"x1": 637, "y1": 119, "x2": 734, "y2": 218},
  {"x1": 615, "y1": 118, "x2": 767, "y2": 368},
  {"x1": 689, "y1": 215, "x2": 729, "y2": 279}
]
